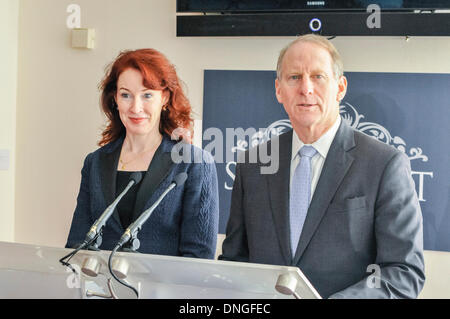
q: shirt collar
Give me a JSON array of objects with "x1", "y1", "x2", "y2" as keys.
[{"x1": 291, "y1": 116, "x2": 341, "y2": 161}]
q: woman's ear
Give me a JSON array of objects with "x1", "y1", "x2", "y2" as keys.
[
  {"x1": 162, "y1": 90, "x2": 170, "y2": 108},
  {"x1": 112, "y1": 91, "x2": 119, "y2": 109}
]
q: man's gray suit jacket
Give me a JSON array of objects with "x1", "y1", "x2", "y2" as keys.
[{"x1": 220, "y1": 119, "x2": 425, "y2": 299}]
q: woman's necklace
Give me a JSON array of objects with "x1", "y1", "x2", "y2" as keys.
[
  {"x1": 119, "y1": 136, "x2": 162, "y2": 170},
  {"x1": 119, "y1": 154, "x2": 148, "y2": 170}
]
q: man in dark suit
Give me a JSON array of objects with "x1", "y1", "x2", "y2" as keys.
[{"x1": 220, "y1": 34, "x2": 425, "y2": 298}]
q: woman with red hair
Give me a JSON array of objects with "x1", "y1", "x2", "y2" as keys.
[{"x1": 66, "y1": 49, "x2": 219, "y2": 259}]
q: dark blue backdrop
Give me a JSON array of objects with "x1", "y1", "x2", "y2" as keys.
[{"x1": 202, "y1": 70, "x2": 450, "y2": 252}]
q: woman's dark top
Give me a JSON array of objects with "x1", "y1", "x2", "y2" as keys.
[{"x1": 116, "y1": 171, "x2": 146, "y2": 228}]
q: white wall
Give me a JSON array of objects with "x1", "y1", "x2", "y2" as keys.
[
  {"x1": 13, "y1": 0, "x2": 450, "y2": 298},
  {"x1": 0, "y1": 0, "x2": 19, "y2": 242}
]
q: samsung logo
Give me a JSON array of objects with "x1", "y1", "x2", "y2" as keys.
[{"x1": 307, "y1": 1, "x2": 325, "y2": 6}]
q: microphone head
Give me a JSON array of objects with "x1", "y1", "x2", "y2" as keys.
[
  {"x1": 130, "y1": 171, "x2": 143, "y2": 184},
  {"x1": 173, "y1": 172, "x2": 188, "y2": 187}
]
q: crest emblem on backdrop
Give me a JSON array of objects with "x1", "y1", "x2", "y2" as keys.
[{"x1": 230, "y1": 102, "x2": 429, "y2": 163}]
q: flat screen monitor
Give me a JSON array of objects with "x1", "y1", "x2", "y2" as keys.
[{"x1": 177, "y1": 0, "x2": 450, "y2": 12}]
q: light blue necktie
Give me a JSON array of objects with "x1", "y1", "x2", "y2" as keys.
[{"x1": 290, "y1": 145, "x2": 317, "y2": 257}]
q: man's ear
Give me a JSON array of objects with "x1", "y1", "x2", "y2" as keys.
[
  {"x1": 337, "y1": 75, "x2": 348, "y2": 102},
  {"x1": 275, "y1": 78, "x2": 283, "y2": 104}
]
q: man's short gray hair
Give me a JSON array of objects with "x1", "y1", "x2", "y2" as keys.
[{"x1": 276, "y1": 34, "x2": 344, "y2": 80}]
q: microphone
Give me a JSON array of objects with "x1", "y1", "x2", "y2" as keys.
[
  {"x1": 84, "y1": 171, "x2": 143, "y2": 246},
  {"x1": 116, "y1": 172, "x2": 188, "y2": 249}
]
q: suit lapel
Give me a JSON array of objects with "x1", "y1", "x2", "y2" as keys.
[
  {"x1": 132, "y1": 136, "x2": 175, "y2": 222},
  {"x1": 266, "y1": 131, "x2": 293, "y2": 265},
  {"x1": 99, "y1": 137, "x2": 123, "y2": 232},
  {"x1": 292, "y1": 120, "x2": 356, "y2": 264}
]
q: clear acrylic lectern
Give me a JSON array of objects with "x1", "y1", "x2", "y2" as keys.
[{"x1": 0, "y1": 241, "x2": 321, "y2": 299}]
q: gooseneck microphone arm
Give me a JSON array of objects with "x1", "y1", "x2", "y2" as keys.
[
  {"x1": 118, "y1": 183, "x2": 174, "y2": 248},
  {"x1": 59, "y1": 171, "x2": 143, "y2": 271},
  {"x1": 107, "y1": 172, "x2": 188, "y2": 298},
  {"x1": 117, "y1": 172, "x2": 188, "y2": 250},
  {"x1": 84, "y1": 171, "x2": 143, "y2": 248}
]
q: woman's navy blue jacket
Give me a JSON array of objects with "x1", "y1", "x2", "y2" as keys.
[{"x1": 66, "y1": 134, "x2": 219, "y2": 259}]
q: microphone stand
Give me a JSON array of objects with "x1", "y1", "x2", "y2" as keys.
[
  {"x1": 84, "y1": 176, "x2": 140, "y2": 251},
  {"x1": 59, "y1": 172, "x2": 142, "y2": 271},
  {"x1": 118, "y1": 183, "x2": 177, "y2": 253},
  {"x1": 107, "y1": 172, "x2": 188, "y2": 298}
]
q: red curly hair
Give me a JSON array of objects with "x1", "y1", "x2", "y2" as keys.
[{"x1": 98, "y1": 48, "x2": 193, "y2": 146}]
